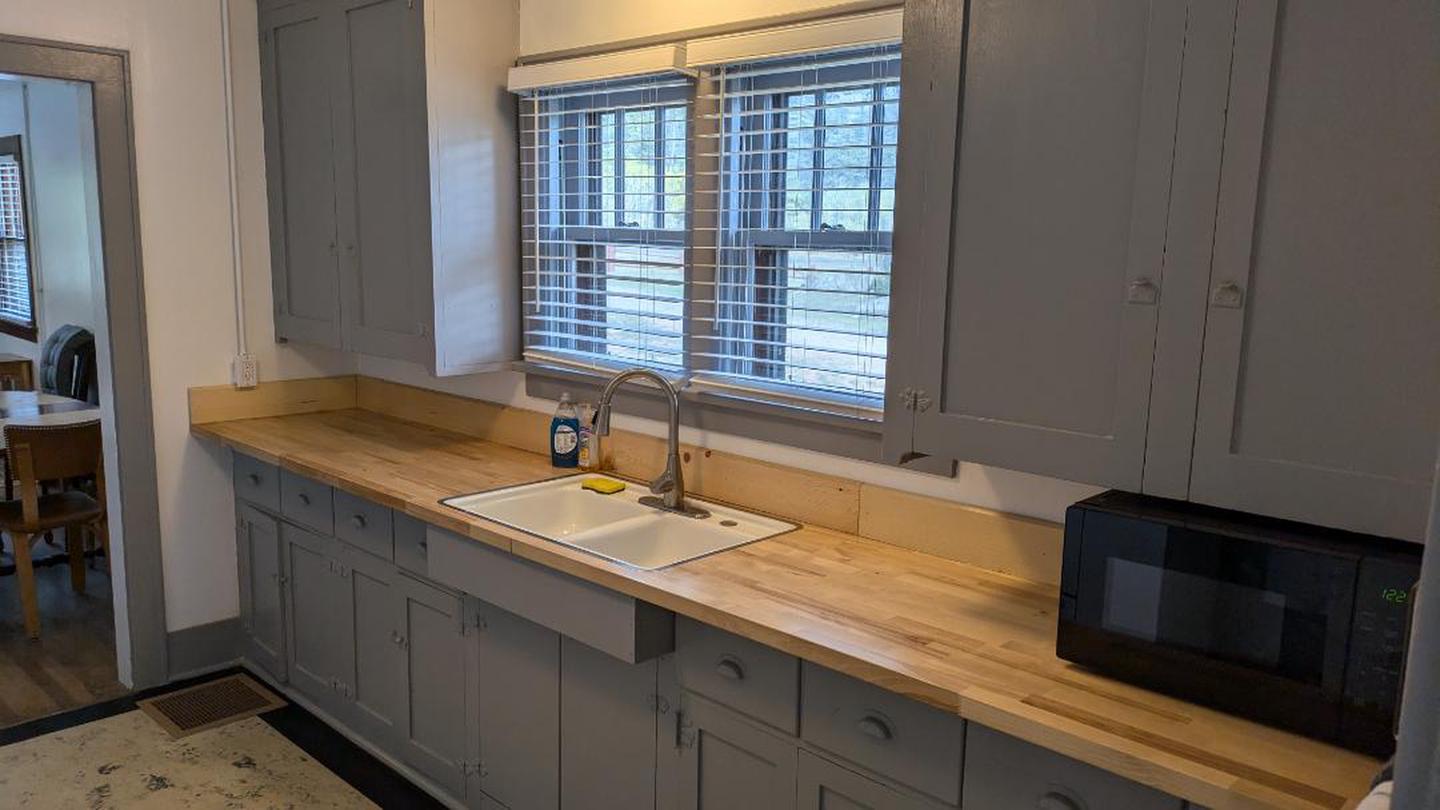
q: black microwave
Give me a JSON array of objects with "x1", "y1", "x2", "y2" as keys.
[{"x1": 1057, "y1": 491, "x2": 1421, "y2": 757}]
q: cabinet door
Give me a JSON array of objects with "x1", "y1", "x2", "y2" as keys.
[
  {"x1": 796, "y1": 750, "x2": 942, "y2": 810},
  {"x1": 236, "y1": 504, "x2": 285, "y2": 681},
  {"x1": 477, "y1": 600, "x2": 561, "y2": 810},
  {"x1": 560, "y1": 637, "x2": 659, "y2": 810},
  {"x1": 395, "y1": 573, "x2": 472, "y2": 799},
  {"x1": 283, "y1": 523, "x2": 350, "y2": 715},
  {"x1": 258, "y1": 0, "x2": 344, "y2": 349},
  {"x1": 1189, "y1": 0, "x2": 1440, "y2": 540},
  {"x1": 337, "y1": 543, "x2": 405, "y2": 752},
  {"x1": 884, "y1": 0, "x2": 1188, "y2": 488},
  {"x1": 675, "y1": 694, "x2": 797, "y2": 810},
  {"x1": 331, "y1": 0, "x2": 434, "y2": 363}
]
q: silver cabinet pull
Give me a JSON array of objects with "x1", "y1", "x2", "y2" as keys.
[
  {"x1": 714, "y1": 657, "x2": 745, "y2": 681},
  {"x1": 856, "y1": 715, "x2": 893, "y2": 742},
  {"x1": 1125, "y1": 277, "x2": 1159, "y2": 305},
  {"x1": 1037, "y1": 792, "x2": 1081, "y2": 810},
  {"x1": 1211, "y1": 280, "x2": 1245, "y2": 309}
]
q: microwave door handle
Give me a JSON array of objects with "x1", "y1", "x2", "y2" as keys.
[{"x1": 1396, "y1": 579, "x2": 1420, "y2": 740}]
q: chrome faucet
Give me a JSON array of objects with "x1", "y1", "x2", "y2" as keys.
[{"x1": 594, "y1": 368, "x2": 709, "y2": 519}]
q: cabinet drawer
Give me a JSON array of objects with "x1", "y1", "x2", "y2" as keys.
[
  {"x1": 963, "y1": 725, "x2": 1183, "y2": 810},
  {"x1": 393, "y1": 512, "x2": 428, "y2": 576},
  {"x1": 233, "y1": 453, "x2": 280, "y2": 512},
  {"x1": 676, "y1": 617, "x2": 799, "y2": 734},
  {"x1": 333, "y1": 489, "x2": 393, "y2": 561},
  {"x1": 280, "y1": 469, "x2": 334, "y2": 535},
  {"x1": 800, "y1": 664, "x2": 963, "y2": 805}
]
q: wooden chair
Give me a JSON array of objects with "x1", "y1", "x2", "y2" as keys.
[{"x1": 1, "y1": 420, "x2": 106, "y2": 640}]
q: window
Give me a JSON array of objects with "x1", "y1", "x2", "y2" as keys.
[
  {"x1": 519, "y1": 43, "x2": 901, "y2": 422},
  {"x1": 696, "y1": 46, "x2": 899, "y2": 412},
  {"x1": 0, "y1": 136, "x2": 36, "y2": 342},
  {"x1": 522, "y1": 77, "x2": 691, "y2": 371}
]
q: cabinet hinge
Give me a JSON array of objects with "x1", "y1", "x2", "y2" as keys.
[
  {"x1": 675, "y1": 710, "x2": 695, "y2": 750},
  {"x1": 460, "y1": 759, "x2": 486, "y2": 778},
  {"x1": 462, "y1": 611, "x2": 485, "y2": 636},
  {"x1": 648, "y1": 693, "x2": 670, "y2": 715},
  {"x1": 899, "y1": 387, "x2": 931, "y2": 413}
]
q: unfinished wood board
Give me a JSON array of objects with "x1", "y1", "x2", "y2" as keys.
[
  {"x1": 188, "y1": 376, "x2": 357, "y2": 424},
  {"x1": 858, "y1": 484, "x2": 1063, "y2": 585}
]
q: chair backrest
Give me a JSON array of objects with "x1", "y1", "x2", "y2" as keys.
[{"x1": 5, "y1": 420, "x2": 104, "y2": 483}]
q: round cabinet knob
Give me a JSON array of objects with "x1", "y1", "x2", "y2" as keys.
[
  {"x1": 350, "y1": 514, "x2": 367, "y2": 530},
  {"x1": 1037, "y1": 791, "x2": 1082, "y2": 810},
  {"x1": 856, "y1": 715, "x2": 894, "y2": 742},
  {"x1": 714, "y1": 657, "x2": 745, "y2": 681},
  {"x1": 297, "y1": 492, "x2": 311, "y2": 506},
  {"x1": 1211, "y1": 280, "x2": 1245, "y2": 309},
  {"x1": 1125, "y1": 277, "x2": 1159, "y2": 305}
]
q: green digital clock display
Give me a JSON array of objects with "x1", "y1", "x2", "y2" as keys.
[{"x1": 1382, "y1": 587, "x2": 1410, "y2": 605}]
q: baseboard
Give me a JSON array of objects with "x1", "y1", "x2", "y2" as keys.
[{"x1": 166, "y1": 618, "x2": 241, "y2": 682}]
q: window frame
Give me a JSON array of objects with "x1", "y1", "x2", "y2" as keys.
[
  {"x1": 0, "y1": 135, "x2": 38, "y2": 343},
  {"x1": 520, "y1": 48, "x2": 933, "y2": 469}
]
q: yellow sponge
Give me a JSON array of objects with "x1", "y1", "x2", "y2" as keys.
[{"x1": 581, "y1": 477, "x2": 626, "y2": 495}]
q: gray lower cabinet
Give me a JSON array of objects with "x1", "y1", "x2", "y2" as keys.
[
  {"x1": 337, "y1": 543, "x2": 405, "y2": 753},
  {"x1": 476, "y1": 601, "x2": 560, "y2": 810},
  {"x1": 962, "y1": 725, "x2": 1183, "y2": 810},
  {"x1": 282, "y1": 523, "x2": 351, "y2": 716},
  {"x1": 797, "y1": 750, "x2": 944, "y2": 810},
  {"x1": 393, "y1": 571, "x2": 474, "y2": 800},
  {"x1": 560, "y1": 637, "x2": 661, "y2": 810},
  {"x1": 236, "y1": 504, "x2": 286, "y2": 682},
  {"x1": 675, "y1": 693, "x2": 798, "y2": 810}
]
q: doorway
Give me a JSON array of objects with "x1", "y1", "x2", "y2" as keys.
[{"x1": 0, "y1": 35, "x2": 166, "y2": 725}]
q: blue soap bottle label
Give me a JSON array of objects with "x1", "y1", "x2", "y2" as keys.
[{"x1": 551, "y1": 393, "x2": 580, "y2": 467}]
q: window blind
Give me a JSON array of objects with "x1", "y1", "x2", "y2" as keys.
[
  {"x1": 0, "y1": 151, "x2": 33, "y2": 331},
  {"x1": 691, "y1": 45, "x2": 900, "y2": 417},
  {"x1": 520, "y1": 75, "x2": 693, "y2": 373}
]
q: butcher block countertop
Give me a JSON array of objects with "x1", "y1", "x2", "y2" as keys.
[{"x1": 193, "y1": 408, "x2": 1379, "y2": 810}]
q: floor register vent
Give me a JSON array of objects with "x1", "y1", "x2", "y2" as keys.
[{"x1": 138, "y1": 674, "x2": 286, "y2": 738}]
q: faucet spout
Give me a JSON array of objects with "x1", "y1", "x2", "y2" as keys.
[{"x1": 594, "y1": 368, "x2": 708, "y2": 519}]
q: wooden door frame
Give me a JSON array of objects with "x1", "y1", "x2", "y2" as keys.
[{"x1": 0, "y1": 35, "x2": 168, "y2": 688}]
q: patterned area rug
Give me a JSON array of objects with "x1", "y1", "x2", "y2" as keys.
[{"x1": 0, "y1": 709, "x2": 377, "y2": 808}]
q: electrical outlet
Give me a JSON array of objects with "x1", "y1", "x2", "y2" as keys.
[{"x1": 232, "y1": 353, "x2": 258, "y2": 389}]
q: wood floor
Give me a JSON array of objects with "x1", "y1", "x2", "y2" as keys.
[{"x1": 0, "y1": 544, "x2": 126, "y2": 728}]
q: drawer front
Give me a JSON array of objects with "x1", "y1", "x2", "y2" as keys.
[
  {"x1": 393, "y1": 512, "x2": 428, "y2": 576},
  {"x1": 963, "y1": 725, "x2": 1183, "y2": 810},
  {"x1": 676, "y1": 617, "x2": 799, "y2": 734},
  {"x1": 280, "y1": 469, "x2": 334, "y2": 535},
  {"x1": 233, "y1": 453, "x2": 280, "y2": 512},
  {"x1": 333, "y1": 489, "x2": 393, "y2": 561},
  {"x1": 800, "y1": 664, "x2": 963, "y2": 805}
]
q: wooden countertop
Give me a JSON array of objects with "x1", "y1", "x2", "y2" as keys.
[{"x1": 193, "y1": 409, "x2": 1379, "y2": 810}]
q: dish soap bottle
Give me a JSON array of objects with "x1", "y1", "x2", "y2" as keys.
[
  {"x1": 577, "y1": 402, "x2": 598, "y2": 471},
  {"x1": 550, "y1": 393, "x2": 580, "y2": 468}
]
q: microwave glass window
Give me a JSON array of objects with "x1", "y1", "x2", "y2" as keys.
[{"x1": 1102, "y1": 557, "x2": 1288, "y2": 669}]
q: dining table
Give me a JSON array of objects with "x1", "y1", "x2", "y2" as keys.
[{"x1": 0, "y1": 391, "x2": 101, "y2": 448}]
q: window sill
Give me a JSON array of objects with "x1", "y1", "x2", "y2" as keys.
[
  {"x1": 0, "y1": 319, "x2": 38, "y2": 343},
  {"x1": 519, "y1": 360, "x2": 891, "y2": 464}
]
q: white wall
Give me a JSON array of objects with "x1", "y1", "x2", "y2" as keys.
[
  {"x1": 519, "y1": 0, "x2": 884, "y2": 55},
  {"x1": 0, "y1": 77, "x2": 102, "y2": 364},
  {"x1": 0, "y1": 0, "x2": 354, "y2": 635}
]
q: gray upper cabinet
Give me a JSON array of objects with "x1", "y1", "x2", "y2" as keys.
[
  {"x1": 884, "y1": 0, "x2": 1188, "y2": 490},
  {"x1": 1185, "y1": 0, "x2": 1440, "y2": 540},
  {"x1": 259, "y1": 0, "x2": 343, "y2": 349},
  {"x1": 257, "y1": 0, "x2": 519, "y2": 374},
  {"x1": 888, "y1": 0, "x2": 1440, "y2": 540}
]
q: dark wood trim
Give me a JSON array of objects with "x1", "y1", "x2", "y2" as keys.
[
  {"x1": 0, "y1": 134, "x2": 39, "y2": 344},
  {"x1": 0, "y1": 317, "x2": 38, "y2": 342}
]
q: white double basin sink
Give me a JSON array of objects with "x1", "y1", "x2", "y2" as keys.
[{"x1": 442, "y1": 473, "x2": 797, "y2": 570}]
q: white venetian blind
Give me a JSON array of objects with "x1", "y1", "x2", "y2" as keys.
[
  {"x1": 0, "y1": 151, "x2": 33, "y2": 331},
  {"x1": 690, "y1": 45, "x2": 900, "y2": 417},
  {"x1": 519, "y1": 74, "x2": 693, "y2": 373}
]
